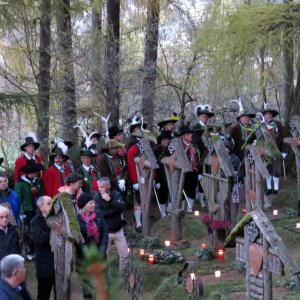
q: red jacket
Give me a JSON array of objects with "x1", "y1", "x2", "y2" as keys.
[
  {"x1": 127, "y1": 145, "x2": 139, "y2": 184},
  {"x1": 14, "y1": 154, "x2": 43, "y2": 184},
  {"x1": 43, "y1": 165, "x2": 72, "y2": 198}
]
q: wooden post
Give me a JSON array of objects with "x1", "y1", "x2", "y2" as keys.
[
  {"x1": 244, "y1": 225, "x2": 250, "y2": 299},
  {"x1": 263, "y1": 236, "x2": 272, "y2": 300},
  {"x1": 245, "y1": 158, "x2": 252, "y2": 212},
  {"x1": 161, "y1": 138, "x2": 192, "y2": 242},
  {"x1": 284, "y1": 115, "x2": 300, "y2": 215},
  {"x1": 134, "y1": 138, "x2": 158, "y2": 236}
]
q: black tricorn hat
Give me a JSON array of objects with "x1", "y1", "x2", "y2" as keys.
[
  {"x1": 50, "y1": 148, "x2": 69, "y2": 161},
  {"x1": 177, "y1": 125, "x2": 194, "y2": 136},
  {"x1": 21, "y1": 159, "x2": 44, "y2": 174},
  {"x1": 108, "y1": 125, "x2": 123, "y2": 139},
  {"x1": 262, "y1": 102, "x2": 278, "y2": 118},
  {"x1": 20, "y1": 133, "x2": 40, "y2": 152},
  {"x1": 157, "y1": 130, "x2": 174, "y2": 144},
  {"x1": 0, "y1": 158, "x2": 3, "y2": 166},
  {"x1": 89, "y1": 132, "x2": 101, "y2": 140},
  {"x1": 80, "y1": 149, "x2": 97, "y2": 157}
]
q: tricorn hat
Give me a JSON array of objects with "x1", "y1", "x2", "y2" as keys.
[
  {"x1": 262, "y1": 102, "x2": 278, "y2": 118},
  {"x1": 129, "y1": 116, "x2": 142, "y2": 133},
  {"x1": 21, "y1": 159, "x2": 44, "y2": 174},
  {"x1": 177, "y1": 125, "x2": 193, "y2": 136},
  {"x1": 20, "y1": 132, "x2": 40, "y2": 152},
  {"x1": 108, "y1": 125, "x2": 123, "y2": 139},
  {"x1": 50, "y1": 148, "x2": 69, "y2": 161},
  {"x1": 51, "y1": 137, "x2": 73, "y2": 153},
  {"x1": 157, "y1": 130, "x2": 174, "y2": 144},
  {"x1": 157, "y1": 113, "x2": 180, "y2": 130},
  {"x1": 194, "y1": 104, "x2": 214, "y2": 118},
  {"x1": 80, "y1": 149, "x2": 97, "y2": 157}
]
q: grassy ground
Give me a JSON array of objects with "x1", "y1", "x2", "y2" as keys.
[{"x1": 25, "y1": 176, "x2": 300, "y2": 299}]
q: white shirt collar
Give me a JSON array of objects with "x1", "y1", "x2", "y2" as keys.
[
  {"x1": 82, "y1": 164, "x2": 93, "y2": 171},
  {"x1": 24, "y1": 153, "x2": 36, "y2": 160}
]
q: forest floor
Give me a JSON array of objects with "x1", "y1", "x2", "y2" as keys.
[{"x1": 25, "y1": 176, "x2": 300, "y2": 299}]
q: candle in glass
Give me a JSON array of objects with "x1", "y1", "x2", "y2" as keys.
[{"x1": 148, "y1": 254, "x2": 154, "y2": 265}]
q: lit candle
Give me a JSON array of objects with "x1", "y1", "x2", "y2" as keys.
[
  {"x1": 215, "y1": 270, "x2": 221, "y2": 278},
  {"x1": 201, "y1": 243, "x2": 206, "y2": 250},
  {"x1": 296, "y1": 223, "x2": 300, "y2": 229},
  {"x1": 139, "y1": 249, "x2": 145, "y2": 259},
  {"x1": 194, "y1": 210, "x2": 200, "y2": 216},
  {"x1": 218, "y1": 249, "x2": 224, "y2": 261},
  {"x1": 191, "y1": 273, "x2": 195, "y2": 281},
  {"x1": 242, "y1": 209, "x2": 247, "y2": 215},
  {"x1": 148, "y1": 254, "x2": 154, "y2": 265},
  {"x1": 273, "y1": 210, "x2": 278, "y2": 216},
  {"x1": 165, "y1": 240, "x2": 171, "y2": 247}
]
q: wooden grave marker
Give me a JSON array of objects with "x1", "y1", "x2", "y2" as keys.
[
  {"x1": 284, "y1": 115, "x2": 300, "y2": 215},
  {"x1": 201, "y1": 135, "x2": 234, "y2": 249},
  {"x1": 133, "y1": 138, "x2": 159, "y2": 236},
  {"x1": 161, "y1": 137, "x2": 193, "y2": 242},
  {"x1": 225, "y1": 209, "x2": 300, "y2": 300}
]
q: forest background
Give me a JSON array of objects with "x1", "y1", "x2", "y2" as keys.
[{"x1": 1, "y1": 0, "x2": 300, "y2": 172}]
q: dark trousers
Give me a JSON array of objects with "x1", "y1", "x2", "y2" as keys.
[{"x1": 37, "y1": 276, "x2": 56, "y2": 300}]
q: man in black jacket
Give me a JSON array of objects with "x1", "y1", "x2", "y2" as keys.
[
  {"x1": 0, "y1": 254, "x2": 32, "y2": 300},
  {"x1": 30, "y1": 196, "x2": 56, "y2": 300},
  {"x1": 0, "y1": 205, "x2": 20, "y2": 261},
  {"x1": 94, "y1": 177, "x2": 128, "y2": 273}
]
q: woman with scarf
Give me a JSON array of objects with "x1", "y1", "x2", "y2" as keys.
[{"x1": 76, "y1": 193, "x2": 109, "y2": 299}]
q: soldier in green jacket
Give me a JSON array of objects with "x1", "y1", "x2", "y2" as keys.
[{"x1": 15, "y1": 160, "x2": 44, "y2": 258}]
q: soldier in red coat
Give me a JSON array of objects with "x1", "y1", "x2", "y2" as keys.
[
  {"x1": 44, "y1": 148, "x2": 72, "y2": 198},
  {"x1": 262, "y1": 103, "x2": 284, "y2": 195},
  {"x1": 14, "y1": 133, "x2": 43, "y2": 184}
]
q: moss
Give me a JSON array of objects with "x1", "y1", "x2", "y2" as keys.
[
  {"x1": 155, "y1": 275, "x2": 187, "y2": 300},
  {"x1": 48, "y1": 192, "x2": 83, "y2": 242}
]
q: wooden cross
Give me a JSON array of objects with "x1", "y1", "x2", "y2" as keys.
[{"x1": 161, "y1": 137, "x2": 192, "y2": 242}]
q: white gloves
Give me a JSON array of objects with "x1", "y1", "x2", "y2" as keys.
[
  {"x1": 155, "y1": 183, "x2": 161, "y2": 190},
  {"x1": 118, "y1": 179, "x2": 126, "y2": 191},
  {"x1": 198, "y1": 174, "x2": 202, "y2": 181},
  {"x1": 132, "y1": 183, "x2": 139, "y2": 191}
]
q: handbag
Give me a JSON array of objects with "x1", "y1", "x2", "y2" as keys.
[{"x1": 231, "y1": 179, "x2": 246, "y2": 204}]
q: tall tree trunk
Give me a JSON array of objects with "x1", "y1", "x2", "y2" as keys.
[
  {"x1": 55, "y1": 0, "x2": 77, "y2": 143},
  {"x1": 91, "y1": 0, "x2": 103, "y2": 103},
  {"x1": 37, "y1": 0, "x2": 51, "y2": 163},
  {"x1": 259, "y1": 46, "x2": 267, "y2": 105},
  {"x1": 141, "y1": 0, "x2": 160, "y2": 130},
  {"x1": 105, "y1": 0, "x2": 120, "y2": 125},
  {"x1": 282, "y1": 38, "x2": 294, "y2": 124}
]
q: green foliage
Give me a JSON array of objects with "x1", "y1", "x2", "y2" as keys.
[
  {"x1": 152, "y1": 249, "x2": 184, "y2": 264},
  {"x1": 155, "y1": 275, "x2": 187, "y2": 300},
  {"x1": 195, "y1": 247, "x2": 215, "y2": 262},
  {"x1": 140, "y1": 236, "x2": 162, "y2": 251}
]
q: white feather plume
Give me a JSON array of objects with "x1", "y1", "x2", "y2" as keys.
[
  {"x1": 27, "y1": 132, "x2": 37, "y2": 142},
  {"x1": 94, "y1": 112, "x2": 111, "y2": 143},
  {"x1": 231, "y1": 98, "x2": 244, "y2": 113},
  {"x1": 56, "y1": 140, "x2": 68, "y2": 154},
  {"x1": 263, "y1": 102, "x2": 269, "y2": 110},
  {"x1": 256, "y1": 112, "x2": 265, "y2": 123},
  {"x1": 74, "y1": 125, "x2": 88, "y2": 148},
  {"x1": 194, "y1": 104, "x2": 204, "y2": 115}
]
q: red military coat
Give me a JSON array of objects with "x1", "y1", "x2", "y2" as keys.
[
  {"x1": 14, "y1": 154, "x2": 43, "y2": 184},
  {"x1": 43, "y1": 164, "x2": 72, "y2": 198},
  {"x1": 127, "y1": 144, "x2": 139, "y2": 184}
]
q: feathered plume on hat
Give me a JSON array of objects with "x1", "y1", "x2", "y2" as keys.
[
  {"x1": 51, "y1": 137, "x2": 69, "y2": 155},
  {"x1": 94, "y1": 112, "x2": 111, "y2": 143},
  {"x1": 74, "y1": 125, "x2": 100, "y2": 149},
  {"x1": 231, "y1": 98, "x2": 255, "y2": 120},
  {"x1": 27, "y1": 132, "x2": 38, "y2": 142},
  {"x1": 262, "y1": 101, "x2": 279, "y2": 117},
  {"x1": 194, "y1": 104, "x2": 214, "y2": 117}
]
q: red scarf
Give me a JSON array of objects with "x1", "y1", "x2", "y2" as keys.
[{"x1": 80, "y1": 212, "x2": 99, "y2": 244}]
